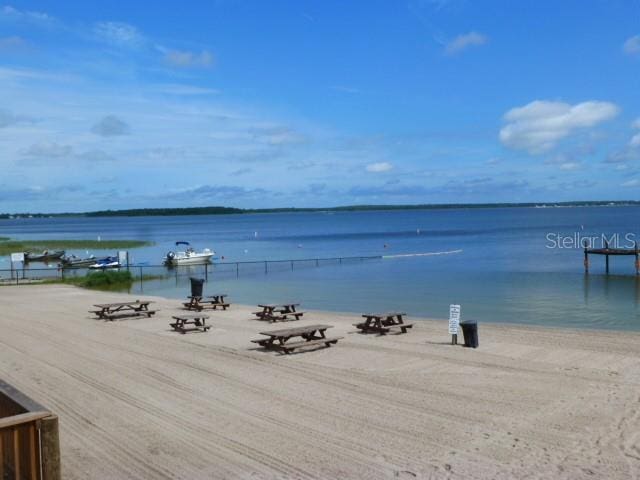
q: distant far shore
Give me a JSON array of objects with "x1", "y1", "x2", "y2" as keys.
[{"x1": 2, "y1": 200, "x2": 640, "y2": 219}]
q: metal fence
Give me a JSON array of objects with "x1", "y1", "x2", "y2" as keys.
[{"x1": 0, "y1": 255, "x2": 382, "y2": 286}]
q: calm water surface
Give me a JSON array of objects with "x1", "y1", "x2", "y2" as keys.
[{"x1": 1, "y1": 207, "x2": 639, "y2": 331}]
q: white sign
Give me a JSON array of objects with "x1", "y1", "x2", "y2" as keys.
[
  {"x1": 449, "y1": 304, "x2": 461, "y2": 334},
  {"x1": 10, "y1": 252, "x2": 24, "y2": 263}
]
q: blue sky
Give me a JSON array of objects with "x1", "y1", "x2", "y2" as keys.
[{"x1": 0, "y1": 0, "x2": 639, "y2": 212}]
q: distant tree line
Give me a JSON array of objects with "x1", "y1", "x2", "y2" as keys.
[{"x1": 2, "y1": 201, "x2": 640, "y2": 218}]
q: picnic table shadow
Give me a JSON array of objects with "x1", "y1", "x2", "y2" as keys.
[
  {"x1": 248, "y1": 344, "x2": 330, "y2": 355},
  {"x1": 349, "y1": 329, "x2": 407, "y2": 336}
]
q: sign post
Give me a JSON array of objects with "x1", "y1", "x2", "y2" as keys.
[
  {"x1": 10, "y1": 252, "x2": 24, "y2": 283},
  {"x1": 449, "y1": 304, "x2": 461, "y2": 345}
]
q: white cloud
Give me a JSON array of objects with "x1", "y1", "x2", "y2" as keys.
[
  {"x1": 545, "y1": 153, "x2": 582, "y2": 171},
  {"x1": 499, "y1": 100, "x2": 619, "y2": 153},
  {"x1": 0, "y1": 35, "x2": 26, "y2": 50},
  {"x1": 366, "y1": 162, "x2": 393, "y2": 172},
  {"x1": 152, "y1": 84, "x2": 220, "y2": 96},
  {"x1": 623, "y1": 35, "x2": 640, "y2": 55},
  {"x1": 0, "y1": 108, "x2": 26, "y2": 127},
  {"x1": 1, "y1": 5, "x2": 53, "y2": 24},
  {"x1": 94, "y1": 21, "x2": 145, "y2": 48},
  {"x1": 249, "y1": 126, "x2": 306, "y2": 145},
  {"x1": 630, "y1": 133, "x2": 640, "y2": 148},
  {"x1": 162, "y1": 48, "x2": 214, "y2": 68},
  {"x1": 621, "y1": 179, "x2": 640, "y2": 187},
  {"x1": 25, "y1": 142, "x2": 73, "y2": 158},
  {"x1": 445, "y1": 32, "x2": 487, "y2": 55},
  {"x1": 91, "y1": 115, "x2": 130, "y2": 137}
]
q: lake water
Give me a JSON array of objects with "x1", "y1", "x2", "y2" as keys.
[{"x1": 2, "y1": 207, "x2": 640, "y2": 331}]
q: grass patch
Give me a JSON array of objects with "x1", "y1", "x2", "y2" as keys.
[
  {"x1": 0, "y1": 239, "x2": 153, "y2": 256},
  {"x1": 56, "y1": 270, "x2": 135, "y2": 290},
  {"x1": 41, "y1": 270, "x2": 168, "y2": 291}
]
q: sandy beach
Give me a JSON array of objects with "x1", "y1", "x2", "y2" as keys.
[{"x1": 0, "y1": 284, "x2": 639, "y2": 479}]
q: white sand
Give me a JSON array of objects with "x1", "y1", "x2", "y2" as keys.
[{"x1": 1, "y1": 284, "x2": 639, "y2": 479}]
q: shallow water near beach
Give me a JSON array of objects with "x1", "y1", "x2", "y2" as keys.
[{"x1": 1, "y1": 206, "x2": 640, "y2": 331}]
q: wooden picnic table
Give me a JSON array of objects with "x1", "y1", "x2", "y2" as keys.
[
  {"x1": 354, "y1": 312, "x2": 413, "y2": 334},
  {"x1": 253, "y1": 303, "x2": 305, "y2": 322},
  {"x1": 251, "y1": 324, "x2": 342, "y2": 354},
  {"x1": 183, "y1": 294, "x2": 230, "y2": 311},
  {"x1": 90, "y1": 300, "x2": 157, "y2": 321},
  {"x1": 170, "y1": 313, "x2": 211, "y2": 334}
]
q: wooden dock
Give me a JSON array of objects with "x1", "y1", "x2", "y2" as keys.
[{"x1": 583, "y1": 240, "x2": 639, "y2": 275}]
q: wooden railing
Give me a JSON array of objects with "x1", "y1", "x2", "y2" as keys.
[{"x1": 0, "y1": 381, "x2": 60, "y2": 480}]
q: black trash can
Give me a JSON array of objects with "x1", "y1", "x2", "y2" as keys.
[
  {"x1": 460, "y1": 320, "x2": 479, "y2": 348},
  {"x1": 190, "y1": 277, "x2": 205, "y2": 297}
]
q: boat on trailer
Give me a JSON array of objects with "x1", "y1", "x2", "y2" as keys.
[
  {"x1": 164, "y1": 242, "x2": 214, "y2": 266},
  {"x1": 60, "y1": 254, "x2": 96, "y2": 268},
  {"x1": 24, "y1": 250, "x2": 65, "y2": 262}
]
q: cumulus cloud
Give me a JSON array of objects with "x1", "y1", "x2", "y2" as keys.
[
  {"x1": 25, "y1": 142, "x2": 73, "y2": 158},
  {"x1": 166, "y1": 185, "x2": 266, "y2": 200},
  {"x1": 605, "y1": 147, "x2": 640, "y2": 164},
  {"x1": 621, "y1": 178, "x2": 640, "y2": 187},
  {"x1": 630, "y1": 118, "x2": 640, "y2": 148},
  {"x1": 445, "y1": 32, "x2": 487, "y2": 55},
  {"x1": 94, "y1": 21, "x2": 145, "y2": 48},
  {"x1": 91, "y1": 115, "x2": 130, "y2": 137},
  {"x1": 163, "y1": 49, "x2": 214, "y2": 68},
  {"x1": 1, "y1": 5, "x2": 53, "y2": 24},
  {"x1": 366, "y1": 162, "x2": 393, "y2": 173},
  {"x1": 623, "y1": 35, "x2": 640, "y2": 55},
  {"x1": 0, "y1": 35, "x2": 26, "y2": 50},
  {"x1": 545, "y1": 153, "x2": 582, "y2": 171},
  {"x1": 499, "y1": 100, "x2": 619, "y2": 153},
  {"x1": 249, "y1": 126, "x2": 306, "y2": 145},
  {"x1": 0, "y1": 108, "x2": 22, "y2": 127}
]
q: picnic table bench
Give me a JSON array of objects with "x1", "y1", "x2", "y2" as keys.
[
  {"x1": 90, "y1": 300, "x2": 156, "y2": 321},
  {"x1": 253, "y1": 303, "x2": 305, "y2": 322},
  {"x1": 170, "y1": 313, "x2": 211, "y2": 334},
  {"x1": 183, "y1": 294, "x2": 230, "y2": 311},
  {"x1": 251, "y1": 324, "x2": 342, "y2": 354},
  {"x1": 354, "y1": 312, "x2": 413, "y2": 334}
]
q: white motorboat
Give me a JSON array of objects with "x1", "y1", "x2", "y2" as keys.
[{"x1": 164, "y1": 242, "x2": 214, "y2": 266}]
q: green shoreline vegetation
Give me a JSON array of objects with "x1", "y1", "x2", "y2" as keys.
[
  {"x1": 0, "y1": 239, "x2": 153, "y2": 256},
  {"x1": 1, "y1": 200, "x2": 640, "y2": 218},
  {"x1": 43, "y1": 270, "x2": 167, "y2": 291}
]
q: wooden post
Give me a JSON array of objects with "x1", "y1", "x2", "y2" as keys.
[
  {"x1": 451, "y1": 334, "x2": 457, "y2": 345},
  {"x1": 584, "y1": 242, "x2": 589, "y2": 274},
  {"x1": 29, "y1": 423, "x2": 37, "y2": 480},
  {"x1": 40, "y1": 415, "x2": 61, "y2": 480},
  {"x1": 13, "y1": 428, "x2": 20, "y2": 480},
  {"x1": 0, "y1": 430, "x2": 4, "y2": 479}
]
